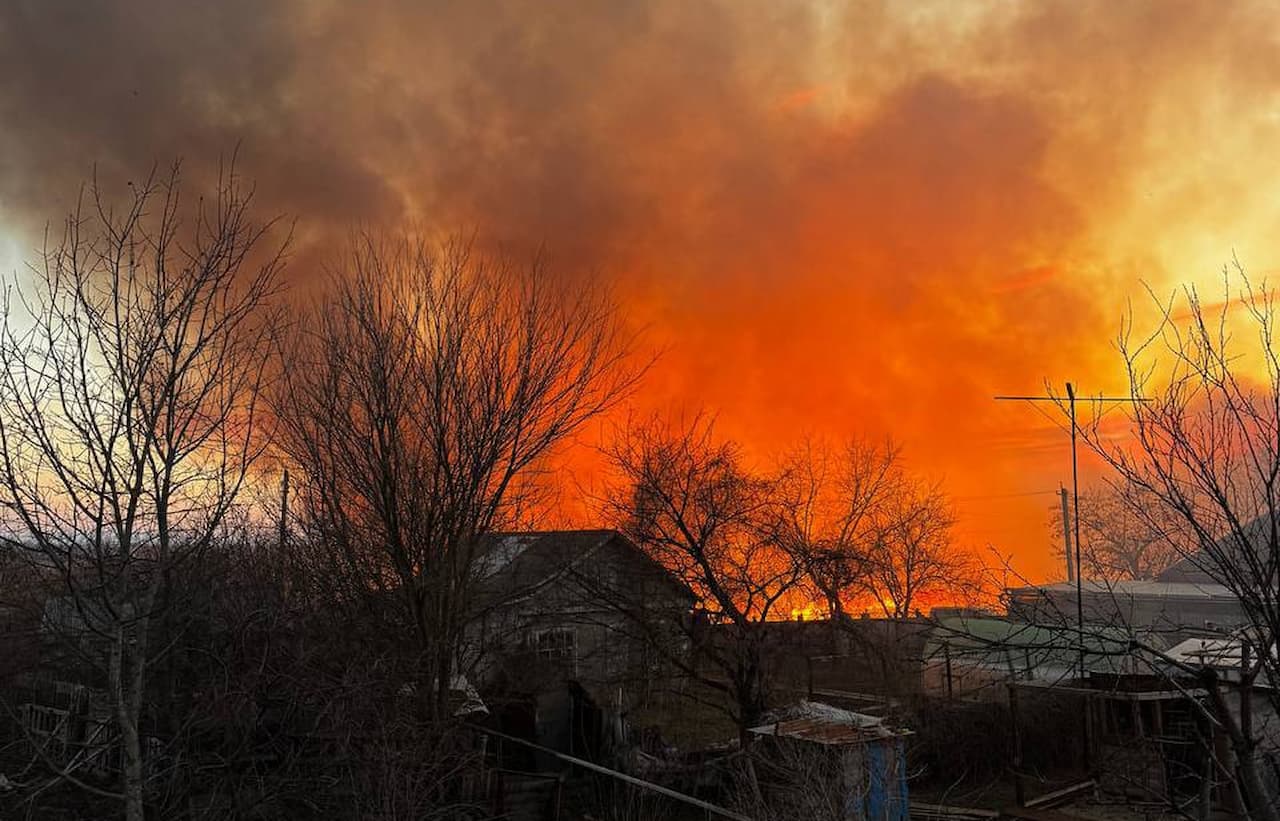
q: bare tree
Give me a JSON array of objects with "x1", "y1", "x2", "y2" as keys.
[
  {"x1": 773, "y1": 438, "x2": 896, "y2": 622},
  {"x1": 599, "y1": 424, "x2": 983, "y2": 738},
  {"x1": 274, "y1": 234, "x2": 636, "y2": 722},
  {"x1": 777, "y1": 438, "x2": 980, "y2": 621},
  {"x1": 0, "y1": 161, "x2": 285, "y2": 820},
  {"x1": 601, "y1": 416, "x2": 804, "y2": 743},
  {"x1": 1049, "y1": 483, "x2": 1183, "y2": 580},
  {"x1": 859, "y1": 474, "x2": 974, "y2": 619},
  {"x1": 1077, "y1": 262, "x2": 1280, "y2": 820}
]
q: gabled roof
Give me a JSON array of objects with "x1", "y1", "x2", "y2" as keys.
[
  {"x1": 474, "y1": 529, "x2": 618, "y2": 593},
  {"x1": 1156, "y1": 512, "x2": 1276, "y2": 585},
  {"x1": 472, "y1": 528, "x2": 692, "y2": 609}
]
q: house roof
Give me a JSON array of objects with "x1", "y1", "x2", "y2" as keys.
[
  {"x1": 925, "y1": 615, "x2": 1164, "y2": 678},
  {"x1": 475, "y1": 529, "x2": 617, "y2": 589},
  {"x1": 1009, "y1": 579, "x2": 1236, "y2": 601},
  {"x1": 748, "y1": 700, "x2": 906, "y2": 745},
  {"x1": 472, "y1": 528, "x2": 692, "y2": 607},
  {"x1": 1166, "y1": 635, "x2": 1246, "y2": 668},
  {"x1": 1156, "y1": 512, "x2": 1276, "y2": 585}
]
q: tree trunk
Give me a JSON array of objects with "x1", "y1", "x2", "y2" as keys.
[
  {"x1": 111, "y1": 621, "x2": 146, "y2": 821},
  {"x1": 120, "y1": 708, "x2": 145, "y2": 821},
  {"x1": 1206, "y1": 674, "x2": 1279, "y2": 821},
  {"x1": 114, "y1": 581, "x2": 156, "y2": 821},
  {"x1": 1235, "y1": 747, "x2": 1279, "y2": 821}
]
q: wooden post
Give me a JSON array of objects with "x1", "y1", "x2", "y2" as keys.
[
  {"x1": 278, "y1": 468, "x2": 290, "y2": 549},
  {"x1": 1009, "y1": 682, "x2": 1025, "y2": 807},
  {"x1": 944, "y1": 642, "x2": 954, "y2": 700},
  {"x1": 1241, "y1": 640, "x2": 1252, "y2": 743},
  {"x1": 1199, "y1": 740, "x2": 1212, "y2": 821},
  {"x1": 278, "y1": 468, "x2": 290, "y2": 599}
]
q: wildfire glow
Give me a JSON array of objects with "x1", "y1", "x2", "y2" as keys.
[
  {"x1": 2, "y1": 1, "x2": 1279, "y2": 585},
  {"x1": 789, "y1": 603, "x2": 822, "y2": 622}
]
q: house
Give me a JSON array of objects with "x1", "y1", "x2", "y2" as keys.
[
  {"x1": 1006, "y1": 513, "x2": 1273, "y2": 644},
  {"x1": 466, "y1": 529, "x2": 694, "y2": 758},
  {"x1": 1005, "y1": 579, "x2": 1247, "y2": 643},
  {"x1": 1158, "y1": 513, "x2": 1273, "y2": 586}
]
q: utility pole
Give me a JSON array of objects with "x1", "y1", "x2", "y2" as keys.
[
  {"x1": 1059, "y1": 486, "x2": 1075, "y2": 583},
  {"x1": 1067, "y1": 381, "x2": 1084, "y2": 669},
  {"x1": 995, "y1": 382, "x2": 1146, "y2": 773}
]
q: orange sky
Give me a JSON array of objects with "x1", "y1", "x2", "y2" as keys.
[{"x1": 4, "y1": 1, "x2": 1280, "y2": 581}]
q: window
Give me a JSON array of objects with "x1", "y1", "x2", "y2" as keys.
[{"x1": 535, "y1": 628, "x2": 577, "y2": 671}]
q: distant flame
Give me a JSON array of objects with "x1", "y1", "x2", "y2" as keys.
[{"x1": 790, "y1": 602, "x2": 821, "y2": 622}]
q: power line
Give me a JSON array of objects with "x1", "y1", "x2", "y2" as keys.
[{"x1": 953, "y1": 489, "x2": 1060, "y2": 502}]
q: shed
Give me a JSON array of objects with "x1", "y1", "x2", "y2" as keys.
[{"x1": 748, "y1": 701, "x2": 910, "y2": 821}]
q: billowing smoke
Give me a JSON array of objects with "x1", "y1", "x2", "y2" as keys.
[{"x1": 4, "y1": 0, "x2": 1280, "y2": 577}]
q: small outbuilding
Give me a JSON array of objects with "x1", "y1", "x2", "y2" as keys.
[{"x1": 747, "y1": 701, "x2": 910, "y2": 821}]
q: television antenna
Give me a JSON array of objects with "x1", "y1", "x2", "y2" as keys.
[{"x1": 995, "y1": 382, "x2": 1148, "y2": 770}]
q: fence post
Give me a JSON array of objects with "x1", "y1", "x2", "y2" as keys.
[
  {"x1": 944, "y1": 642, "x2": 953, "y2": 700},
  {"x1": 1008, "y1": 682, "x2": 1025, "y2": 807},
  {"x1": 1241, "y1": 640, "x2": 1252, "y2": 742}
]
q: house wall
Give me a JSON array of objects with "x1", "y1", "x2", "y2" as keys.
[{"x1": 467, "y1": 534, "x2": 691, "y2": 753}]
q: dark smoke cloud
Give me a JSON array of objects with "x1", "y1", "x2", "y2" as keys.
[
  {"x1": 0, "y1": 1, "x2": 401, "y2": 235},
  {"x1": 3, "y1": 0, "x2": 1280, "y2": 577}
]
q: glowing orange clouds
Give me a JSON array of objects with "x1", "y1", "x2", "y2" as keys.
[{"x1": 4, "y1": 2, "x2": 1280, "y2": 582}]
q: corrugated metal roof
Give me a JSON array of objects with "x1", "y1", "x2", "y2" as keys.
[
  {"x1": 1010, "y1": 580, "x2": 1235, "y2": 600},
  {"x1": 748, "y1": 701, "x2": 907, "y2": 746},
  {"x1": 924, "y1": 616, "x2": 1159, "y2": 679},
  {"x1": 750, "y1": 717, "x2": 897, "y2": 745}
]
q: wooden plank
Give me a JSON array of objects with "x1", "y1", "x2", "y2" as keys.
[
  {"x1": 1010, "y1": 680, "x2": 1207, "y2": 701},
  {"x1": 1001, "y1": 805, "x2": 1090, "y2": 821},
  {"x1": 1025, "y1": 780, "x2": 1095, "y2": 809},
  {"x1": 473, "y1": 726, "x2": 752, "y2": 821},
  {"x1": 910, "y1": 800, "x2": 1001, "y2": 819}
]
